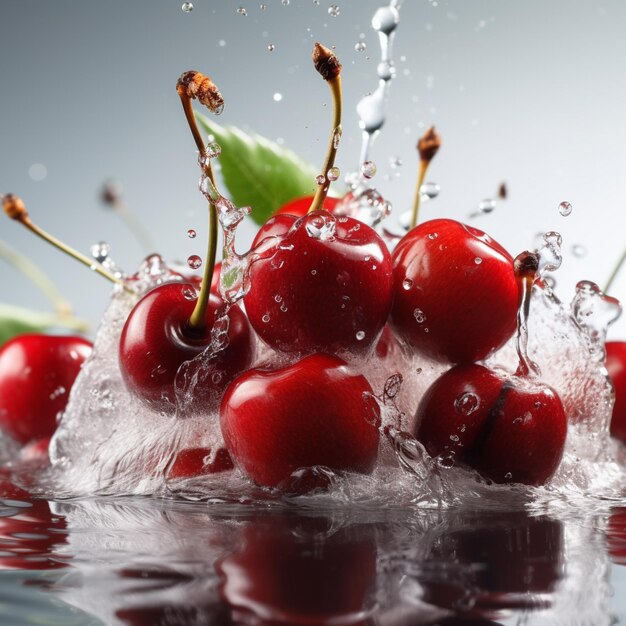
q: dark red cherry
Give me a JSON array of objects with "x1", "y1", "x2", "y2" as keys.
[
  {"x1": 220, "y1": 353, "x2": 380, "y2": 488},
  {"x1": 390, "y1": 218, "x2": 518, "y2": 363},
  {"x1": 244, "y1": 210, "x2": 393, "y2": 355},
  {"x1": 605, "y1": 341, "x2": 626, "y2": 443},
  {"x1": 274, "y1": 194, "x2": 340, "y2": 218},
  {"x1": 0, "y1": 334, "x2": 92, "y2": 444},
  {"x1": 415, "y1": 363, "x2": 567, "y2": 486},
  {"x1": 119, "y1": 283, "x2": 254, "y2": 412},
  {"x1": 167, "y1": 446, "x2": 234, "y2": 478}
]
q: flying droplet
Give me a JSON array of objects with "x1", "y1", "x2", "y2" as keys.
[
  {"x1": 260, "y1": 3, "x2": 267, "y2": 9},
  {"x1": 478, "y1": 198, "x2": 496, "y2": 214},
  {"x1": 90, "y1": 242, "x2": 111, "y2": 263},
  {"x1": 187, "y1": 255, "x2": 202, "y2": 270},
  {"x1": 420, "y1": 181, "x2": 440, "y2": 200},
  {"x1": 187, "y1": 229, "x2": 197, "y2": 239},
  {"x1": 273, "y1": 92, "x2": 283, "y2": 102},
  {"x1": 28, "y1": 163, "x2": 47, "y2": 181},
  {"x1": 361, "y1": 160, "x2": 377, "y2": 179},
  {"x1": 181, "y1": 2, "x2": 193, "y2": 12},
  {"x1": 356, "y1": 330, "x2": 366, "y2": 340},
  {"x1": 354, "y1": 42, "x2": 366, "y2": 52},
  {"x1": 390, "y1": 156, "x2": 402, "y2": 169},
  {"x1": 327, "y1": 166, "x2": 340, "y2": 181},
  {"x1": 236, "y1": 6, "x2": 247, "y2": 16},
  {"x1": 328, "y1": 4, "x2": 340, "y2": 17},
  {"x1": 267, "y1": 43, "x2": 276, "y2": 52},
  {"x1": 413, "y1": 308, "x2": 426, "y2": 323},
  {"x1": 282, "y1": 0, "x2": 290, "y2": 5},
  {"x1": 559, "y1": 201, "x2": 573, "y2": 217},
  {"x1": 572, "y1": 243, "x2": 587, "y2": 258}
]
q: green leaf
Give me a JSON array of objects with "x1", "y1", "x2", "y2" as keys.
[
  {"x1": 0, "y1": 303, "x2": 89, "y2": 347},
  {"x1": 196, "y1": 114, "x2": 320, "y2": 225}
]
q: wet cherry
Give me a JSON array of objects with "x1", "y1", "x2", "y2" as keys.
[
  {"x1": 0, "y1": 334, "x2": 92, "y2": 445},
  {"x1": 220, "y1": 353, "x2": 380, "y2": 488},
  {"x1": 605, "y1": 340, "x2": 626, "y2": 443},
  {"x1": 390, "y1": 218, "x2": 518, "y2": 363}
]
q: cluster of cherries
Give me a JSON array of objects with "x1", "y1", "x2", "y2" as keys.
[{"x1": 1, "y1": 42, "x2": 624, "y2": 495}]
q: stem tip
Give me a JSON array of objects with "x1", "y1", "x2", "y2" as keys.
[
  {"x1": 2, "y1": 194, "x2": 28, "y2": 222},
  {"x1": 312, "y1": 43, "x2": 342, "y2": 81}
]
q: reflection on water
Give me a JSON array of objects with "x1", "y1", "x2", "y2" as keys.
[{"x1": 1, "y1": 477, "x2": 626, "y2": 625}]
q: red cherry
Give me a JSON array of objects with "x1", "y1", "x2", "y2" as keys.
[
  {"x1": 119, "y1": 283, "x2": 254, "y2": 412},
  {"x1": 390, "y1": 218, "x2": 518, "y2": 363},
  {"x1": 605, "y1": 341, "x2": 626, "y2": 443},
  {"x1": 220, "y1": 353, "x2": 380, "y2": 488},
  {"x1": 415, "y1": 364, "x2": 567, "y2": 486},
  {"x1": 244, "y1": 210, "x2": 393, "y2": 355},
  {"x1": 607, "y1": 507, "x2": 626, "y2": 566},
  {"x1": 217, "y1": 515, "x2": 377, "y2": 625},
  {"x1": 0, "y1": 334, "x2": 92, "y2": 444},
  {"x1": 274, "y1": 194, "x2": 340, "y2": 218},
  {"x1": 167, "y1": 446, "x2": 234, "y2": 478}
]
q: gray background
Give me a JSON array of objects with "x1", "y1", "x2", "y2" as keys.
[{"x1": 2, "y1": 0, "x2": 626, "y2": 337}]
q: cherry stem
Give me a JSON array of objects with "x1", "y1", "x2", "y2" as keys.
[
  {"x1": 409, "y1": 160, "x2": 428, "y2": 230},
  {"x1": 179, "y1": 93, "x2": 216, "y2": 187},
  {"x1": 0, "y1": 238, "x2": 74, "y2": 318},
  {"x1": 604, "y1": 248, "x2": 626, "y2": 295},
  {"x1": 513, "y1": 251, "x2": 541, "y2": 378},
  {"x1": 308, "y1": 44, "x2": 343, "y2": 214}
]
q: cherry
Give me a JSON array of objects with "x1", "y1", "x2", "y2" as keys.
[
  {"x1": 390, "y1": 218, "x2": 518, "y2": 364},
  {"x1": 220, "y1": 353, "x2": 380, "y2": 488},
  {"x1": 274, "y1": 194, "x2": 340, "y2": 218},
  {"x1": 217, "y1": 515, "x2": 377, "y2": 625},
  {"x1": 605, "y1": 341, "x2": 626, "y2": 443},
  {"x1": 245, "y1": 210, "x2": 393, "y2": 355},
  {"x1": 0, "y1": 334, "x2": 92, "y2": 445},
  {"x1": 167, "y1": 446, "x2": 234, "y2": 479},
  {"x1": 119, "y1": 284, "x2": 253, "y2": 412}
]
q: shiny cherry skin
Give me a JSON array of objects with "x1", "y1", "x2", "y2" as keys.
[
  {"x1": 167, "y1": 446, "x2": 234, "y2": 479},
  {"x1": 415, "y1": 364, "x2": 567, "y2": 486},
  {"x1": 244, "y1": 210, "x2": 393, "y2": 355},
  {"x1": 391, "y1": 218, "x2": 518, "y2": 363},
  {"x1": 0, "y1": 334, "x2": 92, "y2": 445},
  {"x1": 220, "y1": 353, "x2": 381, "y2": 488},
  {"x1": 119, "y1": 283, "x2": 254, "y2": 413},
  {"x1": 274, "y1": 194, "x2": 340, "y2": 218},
  {"x1": 605, "y1": 341, "x2": 626, "y2": 443}
]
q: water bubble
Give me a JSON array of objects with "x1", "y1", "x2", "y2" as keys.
[
  {"x1": 504, "y1": 472, "x2": 513, "y2": 481},
  {"x1": 371, "y1": 5, "x2": 399, "y2": 35},
  {"x1": 377, "y1": 61, "x2": 396, "y2": 81},
  {"x1": 402, "y1": 278, "x2": 413, "y2": 290},
  {"x1": 90, "y1": 242, "x2": 111, "y2": 263},
  {"x1": 305, "y1": 213, "x2": 336, "y2": 241},
  {"x1": 187, "y1": 229, "x2": 197, "y2": 239},
  {"x1": 474, "y1": 257, "x2": 482, "y2": 265},
  {"x1": 413, "y1": 308, "x2": 426, "y2": 323},
  {"x1": 273, "y1": 92, "x2": 283, "y2": 102},
  {"x1": 28, "y1": 163, "x2": 47, "y2": 181},
  {"x1": 181, "y1": 2, "x2": 193, "y2": 12},
  {"x1": 260, "y1": 3, "x2": 267, "y2": 9},
  {"x1": 218, "y1": 39, "x2": 226, "y2": 47},
  {"x1": 449, "y1": 434, "x2": 460, "y2": 443},
  {"x1": 454, "y1": 392, "x2": 479, "y2": 416},
  {"x1": 332, "y1": 127, "x2": 342, "y2": 148},
  {"x1": 478, "y1": 198, "x2": 496, "y2": 214},
  {"x1": 274, "y1": 294, "x2": 282, "y2": 303},
  {"x1": 310, "y1": 269, "x2": 317, "y2": 276},
  {"x1": 315, "y1": 174, "x2": 325, "y2": 185},
  {"x1": 437, "y1": 453, "x2": 455, "y2": 469},
  {"x1": 236, "y1": 6, "x2": 247, "y2": 16},
  {"x1": 420, "y1": 181, "x2": 440, "y2": 200},
  {"x1": 187, "y1": 255, "x2": 202, "y2": 270},
  {"x1": 267, "y1": 44, "x2": 275, "y2": 52},
  {"x1": 327, "y1": 166, "x2": 340, "y2": 182},
  {"x1": 572, "y1": 243, "x2": 587, "y2": 258},
  {"x1": 328, "y1": 4, "x2": 340, "y2": 17},
  {"x1": 182, "y1": 286, "x2": 198, "y2": 301},
  {"x1": 558, "y1": 201, "x2": 573, "y2": 216},
  {"x1": 206, "y1": 142, "x2": 221, "y2": 159},
  {"x1": 361, "y1": 160, "x2": 377, "y2": 179},
  {"x1": 356, "y1": 330, "x2": 366, "y2": 341},
  {"x1": 280, "y1": 302, "x2": 288, "y2": 312},
  {"x1": 428, "y1": 232, "x2": 438, "y2": 240},
  {"x1": 354, "y1": 42, "x2": 366, "y2": 52},
  {"x1": 390, "y1": 156, "x2": 402, "y2": 169},
  {"x1": 282, "y1": 0, "x2": 290, "y2": 4}
]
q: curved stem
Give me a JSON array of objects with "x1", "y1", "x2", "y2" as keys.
[
  {"x1": 0, "y1": 239, "x2": 73, "y2": 317},
  {"x1": 20, "y1": 217, "x2": 128, "y2": 290},
  {"x1": 409, "y1": 159, "x2": 428, "y2": 230},
  {"x1": 180, "y1": 94, "x2": 216, "y2": 186},
  {"x1": 604, "y1": 248, "x2": 626, "y2": 294},
  {"x1": 308, "y1": 76, "x2": 343, "y2": 214}
]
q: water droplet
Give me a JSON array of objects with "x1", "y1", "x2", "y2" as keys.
[
  {"x1": 280, "y1": 303, "x2": 288, "y2": 312},
  {"x1": 449, "y1": 434, "x2": 460, "y2": 443},
  {"x1": 182, "y1": 286, "x2": 198, "y2": 301},
  {"x1": 437, "y1": 453, "x2": 455, "y2": 469},
  {"x1": 371, "y1": 5, "x2": 399, "y2": 35},
  {"x1": 267, "y1": 43, "x2": 276, "y2": 52},
  {"x1": 273, "y1": 92, "x2": 283, "y2": 102},
  {"x1": 181, "y1": 2, "x2": 193, "y2": 12},
  {"x1": 478, "y1": 198, "x2": 496, "y2": 214},
  {"x1": 504, "y1": 472, "x2": 513, "y2": 481},
  {"x1": 558, "y1": 201, "x2": 572, "y2": 216},
  {"x1": 282, "y1": 0, "x2": 290, "y2": 4},
  {"x1": 28, "y1": 163, "x2": 47, "y2": 181},
  {"x1": 315, "y1": 174, "x2": 325, "y2": 185},
  {"x1": 356, "y1": 330, "x2": 366, "y2": 341},
  {"x1": 454, "y1": 392, "x2": 479, "y2": 416},
  {"x1": 413, "y1": 308, "x2": 426, "y2": 323},
  {"x1": 428, "y1": 232, "x2": 438, "y2": 240},
  {"x1": 260, "y1": 3, "x2": 267, "y2": 9},
  {"x1": 274, "y1": 294, "x2": 282, "y2": 303},
  {"x1": 537, "y1": 231, "x2": 563, "y2": 274},
  {"x1": 390, "y1": 156, "x2": 402, "y2": 169},
  {"x1": 218, "y1": 39, "x2": 226, "y2": 47},
  {"x1": 206, "y1": 142, "x2": 221, "y2": 158},
  {"x1": 354, "y1": 42, "x2": 366, "y2": 52},
  {"x1": 572, "y1": 243, "x2": 587, "y2": 258},
  {"x1": 187, "y1": 229, "x2": 197, "y2": 239},
  {"x1": 310, "y1": 269, "x2": 317, "y2": 275},
  {"x1": 90, "y1": 241, "x2": 111, "y2": 264},
  {"x1": 262, "y1": 314, "x2": 271, "y2": 323},
  {"x1": 187, "y1": 254, "x2": 202, "y2": 270},
  {"x1": 236, "y1": 6, "x2": 247, "y2": 16},
  {"x1": 332, "y1": 127, "x2": 342, "y2": 149},
  {"x1": 474, "y1": 257, "x2": 482, "y2": 265},
  {"x1": 328, "y1": 4, "x2": 340, "y2": 17},
  {"x1": 402, "y1": 278, "x2": 413, "y2": 290},
  {"x1": 327, "y1": 166, "x2": 340, "y2": 181},
  {"x1": 544, "y1": 274, "x2": 556, "y2": 289},
  {"x1": 420, "y1": 181, "x2": 440, "y2": 200},
  {"x1": 361, "y1": 160, "x2": 377, "y2": 178}
]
